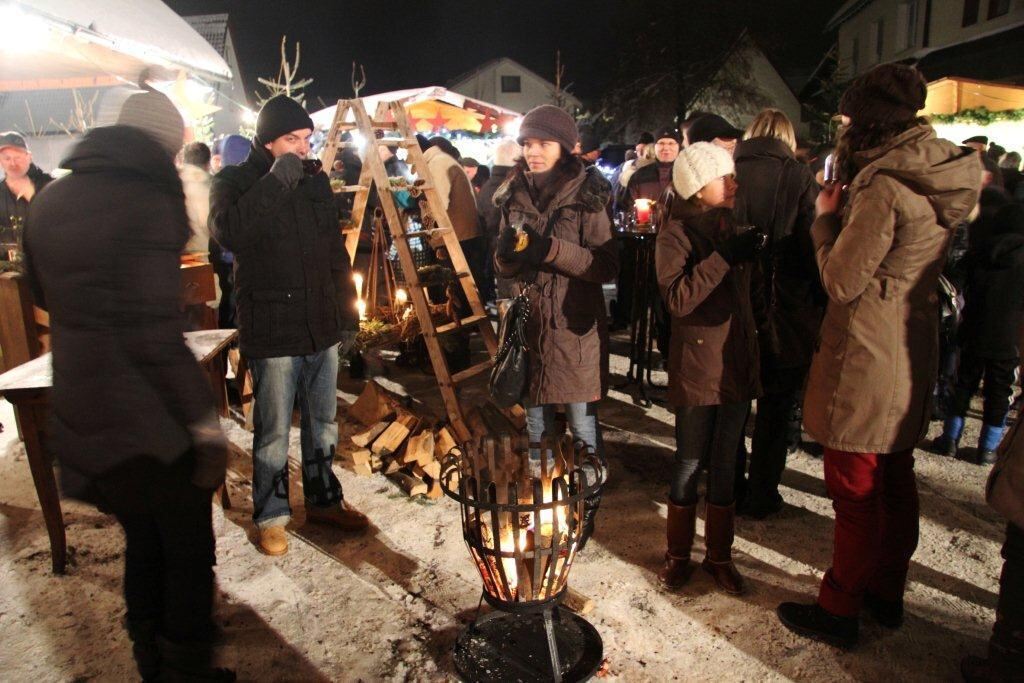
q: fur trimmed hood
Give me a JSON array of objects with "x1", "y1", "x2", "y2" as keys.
[{"x1": 493, "y1": 163, "x2": 611, "y2": 214}]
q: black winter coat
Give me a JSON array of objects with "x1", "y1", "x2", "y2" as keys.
[
  {"x1": 23, "y1": 126, "x2": 216, "y2": 498},
  {"x1": 958, "y1": 204, "x2": 1024, "y2": 359},
  {"x1": 733, "y1": 136, "x2": 824, "y2": 370},
  {"x1": 622, "y1": 160, "x2": 673, "y2": 211},
  {"x1": 477, "y1": 165, "x2": 511, "y2": 239},
  {"x1": 210, "y1": 143, "x2": 357, "y2": 358}
]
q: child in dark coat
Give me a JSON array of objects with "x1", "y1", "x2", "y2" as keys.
[{"x1": 935, "y1": 202, "x2": 1024, "y2": 464}]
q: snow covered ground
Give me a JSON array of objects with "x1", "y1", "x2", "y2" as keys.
[{"x1": 0, "y1": 342, "x2": 1006, "y2": 682}]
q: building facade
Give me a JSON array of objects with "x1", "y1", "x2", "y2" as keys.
[{"x1": 448, "y1": 57, "x2": 582, "y2": 116}]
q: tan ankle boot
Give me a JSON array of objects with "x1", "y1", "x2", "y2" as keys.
[
  {"x1": 258, "y1": 525, "x2": 288, "y2": 556},
  {"x1": 658, "y1": 500, "x2": 697, "y2": 588},
  {"x1": 702, "y1": 502, "x2": 745, "y2": 595}
]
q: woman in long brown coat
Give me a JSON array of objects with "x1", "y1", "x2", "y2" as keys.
[
  {"x1": 777, "y1": 64, "x2": 981, "y2": 648},
  {"x1": 493, "y1": 105, "x2": 618, "y2": 462},
  {"x1": 655, "y1": 142, "x2": 766, "y2": 594}
]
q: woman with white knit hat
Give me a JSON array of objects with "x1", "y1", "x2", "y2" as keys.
[{"x1": 654, "y1": 142, "x2": 766, "y2": 593}]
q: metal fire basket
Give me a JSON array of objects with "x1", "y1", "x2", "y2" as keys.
[{"x1": 440, "y1": 435, "x2": 607, "y2": 683}]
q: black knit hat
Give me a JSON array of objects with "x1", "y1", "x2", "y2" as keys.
[
  {"x1": 839, "y1": 63, "x2": 927, "y2": 127},
  {"x1": 686, "y1": 115, "x2": 742, "y2": 144},
  {"x1": 256, "y1": 95, "x2": 314, "y2": 145},
  {"x1": 578, "y1": 128, "x2": 601, "y2": 154},
  {"x1": 637, "y1": 131, "x2": 655, "y2": 145},
  {"x1": 654, "y1": 125, "x2": 682, "y2": 144},
  {"x1": 517, "y1": 104, "x2": 578, "y2": 153}
]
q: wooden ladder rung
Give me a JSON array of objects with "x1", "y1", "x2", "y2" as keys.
[
  {"x1": 371, "y1": 121, "x2": 399, "y2": 130},
  {"x1": 434, "y1": 314, "x2": 489, "y2": 335},
  {"x1": 376, "y1": 138, "x2": 415, "y2": 147},
  {"x1": 451, "y1": 359, "x2": 494, "y2": 384},
  {"x1": 332, "y1": 185, "x2": 369, "y2": 193},
  {"x1": 395, "y1": 228, "x2": 452, "y2": 239}
]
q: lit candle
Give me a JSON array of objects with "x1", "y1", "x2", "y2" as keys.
[
  {"x1": 634, "y1": 198, "x2": 653, "y2": 225},
  {"x1": 395, "y1": 288, "x2": 408, "y2": 307},
  {"x1": 357, "y1": 299, "x2": 367, "y2": 321},
  {"x1": 352, "y1": 272, "x2": 364, "y2": 298}
]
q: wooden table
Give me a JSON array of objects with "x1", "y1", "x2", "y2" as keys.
[{"x1": 0, "y1": 329, "x2": 238, "y2": 574}]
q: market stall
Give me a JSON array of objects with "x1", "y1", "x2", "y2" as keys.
[{"x1": 923, "y1": 77, "x2": 1024, "y2": 152}]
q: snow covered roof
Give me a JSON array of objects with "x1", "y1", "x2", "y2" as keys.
[
  {"x1": 311, "y1": 86, "x2": 521, "y2": 130},
  {"x1": 0, "y1": 0, "x2": 232, "y2": 91},
  {"x1": 183, "y1": 13, "x2": 230, "y2": 58}
]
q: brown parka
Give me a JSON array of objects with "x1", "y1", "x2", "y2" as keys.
[
  {"x1": 803, "y1": 125, "x2": 981, "y2": 454},
  {"x1": 493, "y1": 164, "x2": 618, "y2": 405},
  {"x1": 656, "y1": 196, "x2": 765, "y2": 407}
]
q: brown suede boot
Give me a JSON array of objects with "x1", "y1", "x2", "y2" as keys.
[
  {"x1": 658, "y1": 500, "x2": 697, "y2": 588},
  {"x1": 702, "y1": 502, "x2": 745, "y2": 595}
]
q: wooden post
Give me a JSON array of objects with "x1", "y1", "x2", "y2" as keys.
[{"x1": 0, "y1": 273, "x2": 40, "y2": 373}]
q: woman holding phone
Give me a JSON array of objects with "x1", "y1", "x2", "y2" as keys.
[{"x1": 776, "y1": 64, "x2": 982, "y2": 648}]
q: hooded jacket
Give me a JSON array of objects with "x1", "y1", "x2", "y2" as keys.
[
  {"x1": 958, "y1": 203, "x2": 1024, "y2": 359},
  {"x1": 656, "y1": 195, "x2": 764, "y2": 407},
  {"x1": 23, "y1": 126, "x2": 215, "y2": 498},
  {"x1": 422, "y1": 145, "x2": 480, "y2": 244},
  {"x1": 803, "y1": 125, "x2": 982, "y2": 453},
  {"x1": 209, "y1": 142, "x2": 357, "y2": 359},
  {"x1": 493, "y1": 163, "x2": 618, "y2": 405}
]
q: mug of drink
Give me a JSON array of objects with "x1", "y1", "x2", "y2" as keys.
[{"x1": 302, "y1": 158, "x2": 323, "y2": 176}]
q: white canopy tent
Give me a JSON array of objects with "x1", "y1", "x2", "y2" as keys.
[
  {"x1": 0, "y1": 0, "x2": 231, "y2": 92},
  {"x1": 310, "y1": 86, "x2": 521, "y2": 131}
]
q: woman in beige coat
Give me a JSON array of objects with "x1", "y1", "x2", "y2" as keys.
[{"x1": 777, "y1": 64, "x2": 981, "y2": 648}]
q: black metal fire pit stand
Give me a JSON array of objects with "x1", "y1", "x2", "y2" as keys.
[{"x1": 453, "y1": 590, "x2": 604, "y2": 683}]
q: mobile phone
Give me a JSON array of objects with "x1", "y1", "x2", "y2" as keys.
[{"x1": 823, "y1": 153, "x2": 836, "y2": 184}]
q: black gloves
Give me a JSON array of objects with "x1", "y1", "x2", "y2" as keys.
[
  {"x1": 717, "y1": 229, "x2": 765, "y2": 266},
  {"x1": 497, "y1": 224, "x2": 552, "y2": 267},
  {"x1": 496, "y1": 226, "x2": 519, "y2": 260},
  {"x1": 269, "y1": 153, "x2": 303, "y2": 190}
]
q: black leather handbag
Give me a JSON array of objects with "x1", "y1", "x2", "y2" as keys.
[{"x1": 488, "y1": 286, "x2": 532, "y2": 408}]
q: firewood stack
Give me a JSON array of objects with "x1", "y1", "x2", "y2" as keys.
[{"x1": 344, "y1": 380, "x2": 462, "y2": 500}]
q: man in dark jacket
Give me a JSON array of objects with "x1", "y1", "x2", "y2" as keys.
[
  {"x1": 24, "y1": 89, "x2": 232, "y2": 681},
  {"x1": 0, "y1": 132, "x2": 52, "y2": 258},
  {"x1": 615, "y1": 126, "x2": 681, "y2": 351},
  {"x1": 733, "y1": 129, "x2": 824, "y2": 518},
  {"x1": 934, "y1": 202, "x2": 1024, "y2": 464},
  {"x1": 210, "y1": 95, "x2": 366, "y2": 557}
]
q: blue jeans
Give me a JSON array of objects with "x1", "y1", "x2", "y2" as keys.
[
  {"x1": 525, "y1": 402, "x2": 601, "y2": 457},
  {"x1": 249, "y1": 345, "x2": 342, "y2": 528}
]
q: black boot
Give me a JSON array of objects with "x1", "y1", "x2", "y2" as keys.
[
  {"x1": 864, "y1": 593, "x2": 904, "y2": 628},
  {"x1": 127, "y1": 619, "x2": 160, "y2": 681},
  {"x1": 156, "y1": 636, "x2": 235, "y2": 682},
  {"x1": 777, "y1": 602, "x2": 859, "y2": 649}
]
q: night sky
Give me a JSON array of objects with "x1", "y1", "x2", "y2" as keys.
[{"x1": 164, "y1": 0, "x2": 846, "y2": 108}]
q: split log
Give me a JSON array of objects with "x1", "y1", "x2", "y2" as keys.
[
  {"x1": 371, "y1": 414, "x2": 418, "y2": 457},
  {"x1": 402, "y1": 431, "x2": 435, "y2": 467},
  {"x1": 562, "y1": 587, "x2": 594, "y2": 615},
  {"x1": 420, "y1": 459, "x2": 441, "y2": 482},
  {"x1": 383, "y1": 458, "x2": 402, "y2": 475},
  {"x1": 352, "y1": 461, "x2": 373, "y2": 477},
  {"x1": 348, "y1": 380, "x2": 398, "y2": 427},
  {"x1": 390, "y1": 469, "x2": 428, "y2": 497},
  {"x1": 435, "y1": 426, "x2": 457, "y2": 461},
  {"x1": 351, "y1": 448, "x2": 373, "y2": 466},
  {"x1": 426, "y1": 480, "x2": 443, "y2": 500},
  {"x1": 352, "y1": 420, "x2": 389, "y2": 447}
]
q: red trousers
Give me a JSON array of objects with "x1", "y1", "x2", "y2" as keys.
[{"x1": 817, "y1": 448, "x2": 920, "y2": 617}]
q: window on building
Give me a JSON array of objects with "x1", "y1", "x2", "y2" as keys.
[
  {"x1": 500, "y1": 75, "x2": 521, "y2": 93},
  {"x1": 963, "y1": 0, "x2": 981, "y2": 25},
  {"x1": 896, "y1": 1, "x2": 918, "y2": 50},
  {"x1": 988, "y1": 0, "x2": 1011, "y2": 19},
  {"x1": 872, "y1": 18, "x2": 885, "y2": 63}
]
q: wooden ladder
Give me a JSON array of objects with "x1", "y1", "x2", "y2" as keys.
[{"x1": 318, "y1": 98, "x2": 516, "y2": 443}]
